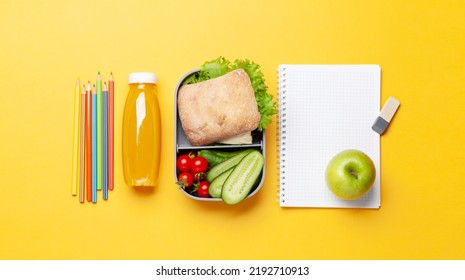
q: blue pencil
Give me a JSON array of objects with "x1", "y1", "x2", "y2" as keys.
[
  {"x1": 91, "y1": 85, "x2": 97, "y2": 203},
  {"x1": 103, "y1": 82, "x2": 108, "y2": 200}
]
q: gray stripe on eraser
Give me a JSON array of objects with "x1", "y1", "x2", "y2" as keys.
[{"x1": 372, "y1": 117, "x2": 389, "y2": 134}]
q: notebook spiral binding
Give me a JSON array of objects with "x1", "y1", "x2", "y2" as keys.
[{"x1": 277, "y1": 67, "x2": 287, "y2": 204}]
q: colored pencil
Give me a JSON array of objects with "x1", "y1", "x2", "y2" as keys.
[
  {"x1": 108, "y1": 73, "x2": 114, "y2": 191},
  {"x1": 92, "y1": 84, "x2": 98, "y2": 203},
  {"x1": 80, "y1": 85, "x2": 86, "y2": 203},
  {"x1": 85, "y1": 82, "x2": 92, "y2": 202},
  {"x1": 72, "y1": 79, "x2": 80, "y2": 196},
  {"x1": 96, "y1": 72, "x2": 103, "y2": 191},
  {"x1": 75, "y1": 72, "x2": 114, "y2": 203},
  {"x1": 103, "y1": 82, "x2": 108, "y2": 200}
]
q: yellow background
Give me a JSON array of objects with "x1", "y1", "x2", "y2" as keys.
[{"x1": 1, "y1": 0, "x2": 465, "y2": 260}]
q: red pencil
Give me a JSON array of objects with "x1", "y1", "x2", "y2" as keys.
[
  {"x1": 108, "y1": 73, "x2": 114, "y2": 191},
  {"x1": 85, "y1": 81, "x2": 92, "y2": 202}
]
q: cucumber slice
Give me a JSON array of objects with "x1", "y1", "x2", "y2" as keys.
[
  {"x1": 206, "y1": 150, "x2": 252, "y2": 182},
  {"x1": 208, "y1": 169, "x2": 233, "y2": 198},
  {"x1": 221, "y1": 151, "x2": 264, "y2": 205}
]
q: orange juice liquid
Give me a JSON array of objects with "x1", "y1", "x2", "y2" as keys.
[{"x1": 122, "y1": 74, "x2": 161, "y2": 187}]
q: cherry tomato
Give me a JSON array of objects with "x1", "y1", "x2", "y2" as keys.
[
  {"x1": 190, "y1": 156, "x2": 208, "y2": 173},
  {"x1": 176, "y1": 155, "x2": 192, "y2": 172},
  {"x1": 177, "y1": 172, "x2": 194, "y2": 189},
  {"x1": 193, "y1": 172, "x2": 206, "y2": 182},
  {"x1": 197, "y1": 181, "x2": 210, "y2": 198}
]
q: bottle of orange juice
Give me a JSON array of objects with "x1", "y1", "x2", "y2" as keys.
[{"x1": 122, "y1": 72, "x2": 161, "y2": 187}]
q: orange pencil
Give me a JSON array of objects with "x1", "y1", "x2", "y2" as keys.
[
  {"x1": 108, "y1": 73, "x2": 114, "y2": 191},
  {"x1": 85, "y1": 81, "x2": 92, "y2": 202}
]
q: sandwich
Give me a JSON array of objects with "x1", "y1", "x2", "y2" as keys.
[
  {"x1": 178, "y1": 69, "x2": 260, "y2": 146},
  {"x1": 177, "y1": 57, "x2": 277, "y2": 146}
]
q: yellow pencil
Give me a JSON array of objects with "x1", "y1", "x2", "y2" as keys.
[
  {"x1": 80, "y1": 85, "x2": 86, "y2": 203},
  {"x1": 72, "y1": 79, "x2": 81, "y2": 196}
]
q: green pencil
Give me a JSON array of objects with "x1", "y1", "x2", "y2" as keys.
[{"x1": 96, "y1": 72, "x2": 103, "y2": 190}]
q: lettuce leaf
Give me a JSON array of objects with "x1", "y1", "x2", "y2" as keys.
[{"x1": 183, "y1": 57, "x2": 277, "y2": 131}]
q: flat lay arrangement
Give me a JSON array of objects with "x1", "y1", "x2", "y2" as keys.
[
  {"x1": 4, "y1": 0, "x2": 465, "y2": 262},
  {"x1": 72, "y1": 61, "x2": 399, "y2": 208}
]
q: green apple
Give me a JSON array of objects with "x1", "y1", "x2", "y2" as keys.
[{"x1": 325, "y1": 149, "x2": 376, "y2": 200}]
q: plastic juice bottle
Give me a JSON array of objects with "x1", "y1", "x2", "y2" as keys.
[{"x1": 122, "y1": 72, "x2": 161, "y2": 187}]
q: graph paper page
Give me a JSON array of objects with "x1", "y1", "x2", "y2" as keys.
[{"x1": 278, "y1": 65, "x2": 380, "y2": 208}]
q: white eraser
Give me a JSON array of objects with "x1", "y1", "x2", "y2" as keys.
[{"x1": 372, "y1": 96, "x2": 400, "y2": 134}]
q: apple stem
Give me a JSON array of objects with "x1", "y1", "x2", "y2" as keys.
[{"x1": 350, "y1": 169, "x2": 358, "y2": 179}]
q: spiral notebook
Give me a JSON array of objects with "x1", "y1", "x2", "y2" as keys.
[{"x1": 277, "y1": 65, "x2": 381, "y2": 208}]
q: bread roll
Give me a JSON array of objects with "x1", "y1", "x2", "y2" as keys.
[{"x1": 178, "y1": 69, "x2": 260, "y2": 146}]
